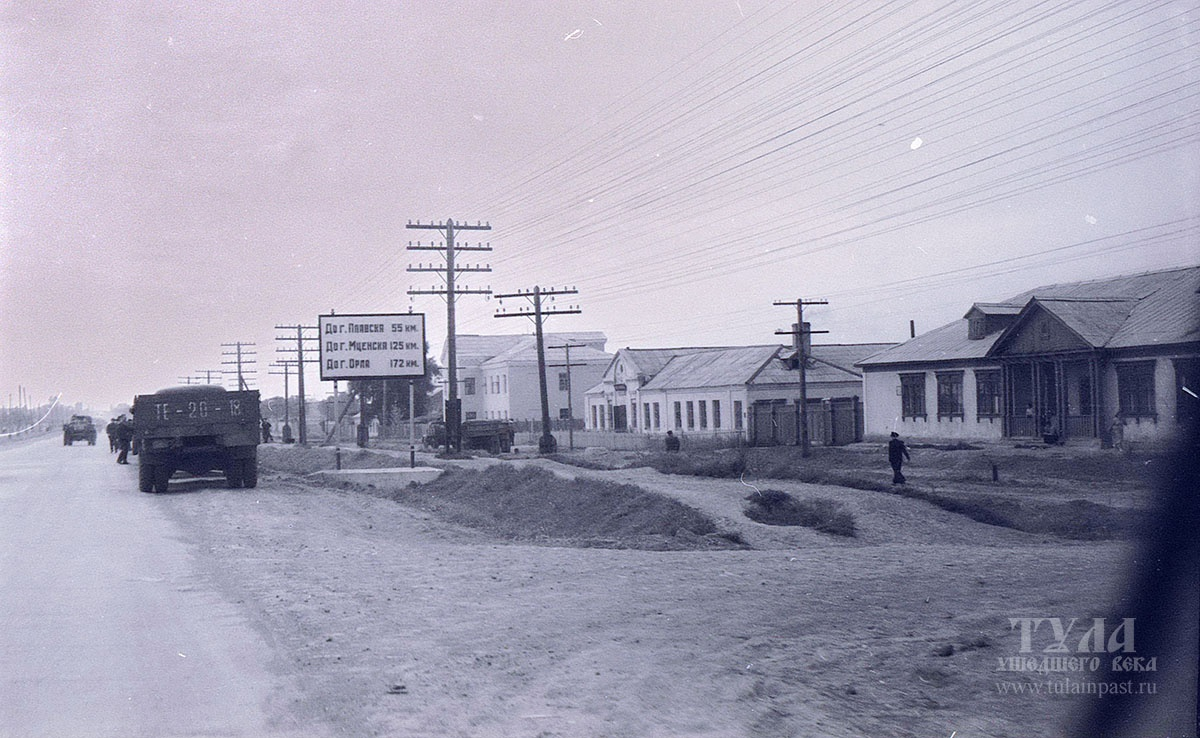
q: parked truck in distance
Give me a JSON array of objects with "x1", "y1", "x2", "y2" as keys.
[
  {"x1": 62, "y1": 415, "x2": 97, "y2": 446},
  {"x1": 131, "y1": 385, "x2": 260, "y2": 494},
  {"x1": 423, "y1": 418, "x2": 515, "y2": 454}
]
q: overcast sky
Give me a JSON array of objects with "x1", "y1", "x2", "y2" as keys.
[{"x1": 2, "y1": 1, "x2": 1197, "y2": 412}]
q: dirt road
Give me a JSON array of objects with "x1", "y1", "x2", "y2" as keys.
[{"x1": 6, "y1": 434, "x2": 1175, "y2": 737}]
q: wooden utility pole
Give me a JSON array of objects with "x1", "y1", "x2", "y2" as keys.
[
  {"x1": 221, "y1": 341, "x2": 257, "y2": 391},
  {"x1": 274, "y1": 325, "x2": 318, "y2": 444},
  {"x1": 194, "y1": 368, "x2": 222, "y2": 385},
  {"x1": 268, "y1": 359, "x2": 298, "y2": 442},
  {"x1": 774, "y1": 298, "x2": 828, "y2": 457},
  {"x1": 549, "y1": 341, "x2": 588, "y2": 451},
  {"x1": 494, "y1": 286, "x2": 581, "y2": 454},
  {"x1": 407, "y1": 218, "x2": 492, "y2": 452}
]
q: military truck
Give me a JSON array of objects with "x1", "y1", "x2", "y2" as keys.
[
  {"x1": 423, "y1": 418, "x2": 515, "y2": 453},
  {"x1": 62, "y1": 415, "x2": 97, "y2": 445},
  {"x1": 131, "y1": 385, "x2": 260, "y2": 494}
]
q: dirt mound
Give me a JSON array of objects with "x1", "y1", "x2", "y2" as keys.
[
  {"x1": 386, "y1": 465, "x2": 748, "y2": 551},
  {"x1": 259, "y1": 445, "x2": 399, "y2": 475}
]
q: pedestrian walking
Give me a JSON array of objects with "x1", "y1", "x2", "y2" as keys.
[
  {"x1": 888, "y1": 431, "x2": 910, "y2": 484},
  {"x1": 115, "y1": 415, "x2": 134, "y2": 464},
  {"x1": 261, "y1": 418, "x2": 273, "y2": 443}
]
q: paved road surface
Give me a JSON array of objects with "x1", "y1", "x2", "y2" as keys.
[{"x1": 0, "y1": 435, "x2": 317, "y2": 738}]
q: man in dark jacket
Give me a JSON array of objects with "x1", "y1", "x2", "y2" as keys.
[
  {"x1": 664, "y1": 430, "x2": 681, "y2": 452},
  {"x1": 115, "y1": 415, "x2": 135, "y2": 464},
  {"x1": 888, "y1": 431, "x2": 910, "y2": 484},
  {"x1": 105, "y1": 419, "x2": 118, "y2": 452}
]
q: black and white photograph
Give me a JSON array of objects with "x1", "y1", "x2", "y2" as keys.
[{"x1": 1, "y1": 2, "x2": 1197, "y2": 736}]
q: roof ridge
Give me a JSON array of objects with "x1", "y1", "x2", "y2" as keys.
[
  {"x1": 1021, "y1": 264, "x2": 1199, "y2": 293},
  {"x1": 1033, "y1": 296, "x2": 1141, "y2": 303}
]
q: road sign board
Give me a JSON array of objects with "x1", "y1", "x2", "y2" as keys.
[{"x1": 318, "y1": 313, "x2": 426, "y2": 380}]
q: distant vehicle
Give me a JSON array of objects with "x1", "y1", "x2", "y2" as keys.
[
  {"x1": 423, "y1": 418, "x2": 515, "y2": 453},
  {"x1": 62, "y1": 415, "x2": 97, "y2": 446},
  {"x1": 131, "y1": 385, "x2": 261, "y2": 494}
]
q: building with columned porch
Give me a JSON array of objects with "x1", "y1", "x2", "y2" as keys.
[{"x1": 857, "y1": 266, "x2": 1199, "y2": 447}]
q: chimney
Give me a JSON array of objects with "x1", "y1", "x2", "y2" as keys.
[{"x1": 909, "y1": 320, "x2": 916, "y2": 339}]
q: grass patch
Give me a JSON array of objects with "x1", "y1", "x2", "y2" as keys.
[
  {"x1": 645, "y1": 449, "x2": 749, "y2": 478},
  {"x1": 386, "y1": 465, "x2": 748, "y2": 551},
  {"x1": 743, "y1": 490, "x2": 856, "y2": 537},
  {"x1": 636, "y1": 446, "x2": 1136, "y2": 540}
]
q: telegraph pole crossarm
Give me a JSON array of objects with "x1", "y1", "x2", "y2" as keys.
[{"x1": 773, "y1": 298, "x2": 829, "y2": 458}]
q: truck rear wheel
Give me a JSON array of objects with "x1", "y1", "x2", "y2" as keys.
[
  {"x1": 241, "y1": 457, "x2": 258, "y2": 488},
  {"x1": 153, "y1": 466, "x2": 172, "y2": 494},
  {"x1": 138, "y1": 463, "x2": 156, "y2": 493}
]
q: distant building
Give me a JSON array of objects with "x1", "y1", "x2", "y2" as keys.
[
  {"x1": 444, "y1": 332, "x2": 610, "y2": 423},
  {"x1": 585, "y1": 343, "x2": 892, "y2": 443},
  {"x1": 857, "y1": 266, "x2": 1200, "y2": 446}
]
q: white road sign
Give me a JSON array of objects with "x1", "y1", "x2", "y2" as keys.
[{"x1": 318, "y1": 313, "x2": 426, "y2": 380}]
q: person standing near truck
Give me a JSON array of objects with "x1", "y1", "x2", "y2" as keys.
[
  {"x1": 106, "y1": 419, "x2": 118, "y2": 452},
  {"x1": 115, "y1": 415, "x2": 134, "y2": 464},
  {"x1": 261, "y1": 418, "x2": 272, "y2": 443}
]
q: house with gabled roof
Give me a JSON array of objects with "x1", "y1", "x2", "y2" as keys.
[
  {"x1": 446, "y1": 332, "x2": 610, "y2": 423},
  {"x1": 857, "y1": 266, "x2": 1200, "y2": 446},
  {"x1": 585, "y1": 343, "x2": 893, "y2": 443}
]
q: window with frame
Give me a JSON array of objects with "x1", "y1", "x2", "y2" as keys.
[
  {"x1": 629, "y1": 403, "x2": 637, "y2": 428},
  {"x1": 975, "y1": 370, "x2": 1002, "y2": 418},
  {"x1": 712, "y1": 400, "x2": 721, "y2": 429},
  {"x1": 673, "y1": 402, "x2": 682, "y2": 429},
  {"x1": 733, "y1": 400, "x2": 743, "y2": 430},
  {"x1": 1117, "y1": 361, "x2": 1156, "y2": 418},
  {"x1": 463, "y1": 378, "x2": 476, "y2": 395},
  {"x1": 559, "y1": 408, "x2": 570, "y2": 420},
  {"x1": 900, "y1": 373, "x2": 926, "y2": 419},
  {"x1": 686, "y1": 401, "x2": 695, "y2": 430},
  {"x1": 937, "y1": 372, "x2": 964, "y2": 419},
  {"x1": 653, "y1": 403, "x2": 661, "y2": 430},
  {"x1": 698, "y1": 400, "x2": 708, "y2": 429},
  {"x1": 644, "y1": 403, "x2": 652, "y2": 429},
  {"x1": 558, "y1": 372, "x2": 569, "y2": 391}
]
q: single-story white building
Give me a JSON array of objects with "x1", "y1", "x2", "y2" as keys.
[{"x1": 585, "y1": 343, "x2": 893, "y2": 443}]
